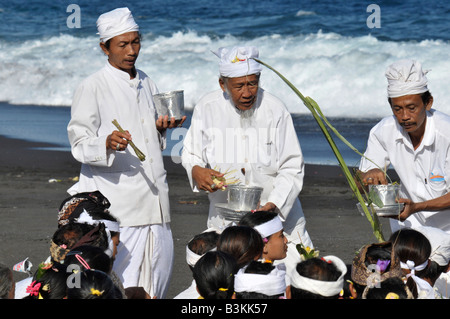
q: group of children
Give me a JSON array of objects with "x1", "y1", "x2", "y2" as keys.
[
  {"x1": 1, "y1": 190, "x2": 449, "y2": 300},
  {"x1": 174, "y1": 210, "x2": 450, "y2": 300}
]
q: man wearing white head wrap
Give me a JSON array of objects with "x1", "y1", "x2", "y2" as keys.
[
  {"x1": 67, "y1": 7, "x2": 186, "y2": 299},
  {"x1": 358, "y1": 59, "x2": 450, "y2": 235},
  {"x1": 213, "y1": 46, "x2": 263, "y2": 78},
  {"x1": 181, "y1": 45, "x2": 313, "y2": 286},
  {"x1": 96, "y1": 7, "x2": 139, "y2": 44}
]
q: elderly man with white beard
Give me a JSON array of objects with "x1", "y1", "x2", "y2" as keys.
[{"x1": 181, "y1": 46, "x2": 313, "y2": 281}]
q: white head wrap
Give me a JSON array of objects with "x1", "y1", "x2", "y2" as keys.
[
  {"x1": 400, "y1": 259, "x2": 435, "y2": 299},
  {"x1": 96, "y1": 7, "x2": 139, "y2": 43},
  {"x1": 385, "y1": 59, "x2": 429, "y2": 98},
  {"x1": 416, "y1": 226, "x2": 450, "y2": 267},
  {"x1": 76, "y1": 210, "x2": 120, "y2": 257},
  {"x1": 290, "y1": 255, "x2": 347, "y2": 297},
  {"x1": 185, "y1": 228, "x2": 219, "y2": 267},
  {"x1": 212, "y1": 46, "x2": 263, "y2": 78},
  {"x1": 254, "y1": 216, "x2": 283, "y2": 239},
  {"x1": 234, "y1": 263, "x2": 286, "y2": 296}
]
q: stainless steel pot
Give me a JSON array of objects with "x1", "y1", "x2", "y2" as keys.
[
  {"x1": 153, "y1": 90, "x2": 185, "y2": 120},
  {"x1": 227, "y1": 185, "x2": 263, "y2": 211}
]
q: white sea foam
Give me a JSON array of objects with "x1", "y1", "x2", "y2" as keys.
[{"x1": 2, "y1": 30, "x2": 449, "y2": 118}]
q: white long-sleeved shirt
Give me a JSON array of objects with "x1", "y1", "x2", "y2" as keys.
[
  {"x1": 181, "y1": 88, "x2": 311, "y2": 246},
  {"x1": 67, "y1": 62, "x2": 170, "y2": 227},
  {"x1": 359, "y1": 109, "x2": 450, "y2": 233}
]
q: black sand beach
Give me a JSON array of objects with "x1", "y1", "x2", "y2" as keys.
[{"x1": 0, "y1": 134, "x2": 394, "y2": 299}]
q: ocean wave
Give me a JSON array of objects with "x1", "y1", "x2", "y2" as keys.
[{"x1": 2, "y1": 30, "x2": 449, "y2": 118}]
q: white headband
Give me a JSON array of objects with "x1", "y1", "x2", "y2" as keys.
[
  {"x1": 385, "y1": 59, "x2": 429, "y2": 98},
  {"x1": 186, "y1": 245, "x2": 217, "y2": 267},
  {"x1": 254, "y1": 216, "x2": 283, "y2": 239},
  {"x1": 185, "y1": 228, "x2": 219, "y2": 267},
  {"x1": 290, "y1": 255, "x2": 347, "y2": 297},
  {"x1": 234, "y1": 263, "x2": 286, "y2": 296},
  {"x1": 212, "y1": 46, "x2": 263, "y2": 78},
  {"x1": 400, "y1": 259, "x2": 434, "y2": 299},
  {"x1": 96, "y1": 7, "x2": 139, "y2": 43},
  {"x1": 77, "y1": 210, "x2": 120, "y2": 232}
]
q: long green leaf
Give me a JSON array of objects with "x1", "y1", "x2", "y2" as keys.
[{"x1": 253, "y1": 58, "x2": 385, "y2": 242}]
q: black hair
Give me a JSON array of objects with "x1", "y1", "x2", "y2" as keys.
[
  {"x1": 364, "y1": 277, "x2": 410, "y2": 299},
  {"x1": 64, "y1": 245, "x2": 113, "y2": 274},
  {"x1": 193, "y1": 251, "x2": 237, "y2": 299},
  {"x1": 66, "y1": 269, "x2": 122, "y2": 299},
  {"x1": 217, "y1": 226, "x2": 264, "y2": 269},
  {"x1": 389, "y1": 229, "x2": 431, "y2": 298},
  {"x1": 388, "y1": 91, "x2": 433, "y2": 106},
  {"x1": 187, "y1": 231, "x2": 220, "y2": 271},
  {"x1": 25, "y1": 265, "x2": 69, "y2": 299}
]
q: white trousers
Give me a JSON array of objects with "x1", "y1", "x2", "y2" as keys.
[{"x1": 113, "y1": 223, "x2": 174, "y2": 299}]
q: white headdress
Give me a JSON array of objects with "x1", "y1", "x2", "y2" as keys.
[
  {"x1": 385, "y1": 59, "x2": 429, "y2": 98},
  {"x1": 96, "y1": 7, "x2": 139, "y2": 43},
  {"x1": 254, "y1": 216, "x2": 283, "y2": 239},
  {"x1": 212, "y1": 46, "x2": 263, "y2": 78},
  {"x1": 290, "y1": 255, "x2": 347, "y2": 297},
  {"x1": 234, "y1": 263, "x2": 286, "y2": 296}
]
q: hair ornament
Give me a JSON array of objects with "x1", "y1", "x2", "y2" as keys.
[
  {"x1": 26, "y1": 281, "x2": 42, "y2": 296},
  {"x1": 90, "y1": 288, "x2": 104, "y2": 296}
]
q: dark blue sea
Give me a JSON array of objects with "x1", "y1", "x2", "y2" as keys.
[{"x1": 1, "y1": 0, "x2": 449, "y2": 165}]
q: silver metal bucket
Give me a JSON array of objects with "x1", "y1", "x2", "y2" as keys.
[
  {"x1": 227, "y1": 185, "x2": 263, "y2": 212},
  {"x1": 369, "y1": 184, "x2": 400, "y2": 206},
  {"x1": 153, "y1": 90, "x2": 185, "y2": 120}
]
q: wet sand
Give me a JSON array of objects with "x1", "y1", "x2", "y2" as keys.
[{"x1": 0, "y1": 134, "x2": 394, "y2": 299}]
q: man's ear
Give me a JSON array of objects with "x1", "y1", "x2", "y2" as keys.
[
  {"x1": 219, "y1": 77, "x2": 227, "y2": 93},
  {"x1": 99, "y1": 42, "x2": 109, "y2": 56},
  {"x1": 425, "y1": 96, "x2": 433, "y2": 110}
]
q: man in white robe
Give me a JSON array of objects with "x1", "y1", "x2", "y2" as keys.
[
  {"x1": 181, "y1": 46, "x2": 313, "y2": 279},
  {"x1": 67, "y1": 7, "x2": 184, "y2": 298}
]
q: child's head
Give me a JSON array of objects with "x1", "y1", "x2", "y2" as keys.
[
  {"x1": 239, "y1": 211, "x2": 287, "y2": 261},
  {"x1": 415, "y1": 226, "x2": 450, "y2": 284},
  {"x1": 193, "y1": 251, "x2": 237, "y2": 299},
  {"x1": 66, "y1": 269, "x2": 122, "y2": 299},
  {"x1": 389, "y1": 228, "x2": 432, "y2": 298},
  {"x1": 351, "y1": 241, "x2": 403, "y2": 297},
  {"x1": 217, "y1": 226, "x2": 264, "y2": 269},
  {"x1": 288, "y1": 256, "x2": 347, "y2": 299},
  {"x1": 234, "y1": 260, "x2": 286, "y2": 299},
  {"x1": 186, "y1": 230, "x2": 220, "y2": 271},
  {"x1": 25, "y1": 264, "x2": 69, "y2": 299},
  {"x1": 362, "y1": 277, "x2": 413, "y2": 299},
  {"x1": 51, "y1": 222, "x2": 109, "y2": 263}
]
